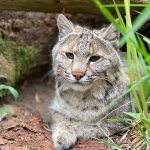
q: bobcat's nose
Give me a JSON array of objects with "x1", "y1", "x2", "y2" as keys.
[{"x1": 72, "y1": 72, "x2": 85, "y2": 81}]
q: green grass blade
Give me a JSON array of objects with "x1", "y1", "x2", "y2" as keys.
[
  {"x1": 103, "y1": 74, "x2": 150, "y2": 115},
  {"x1": 92, "y1": 0, "x2": 125, "y2": 35},
  {"x1": 111, "y1": 117, "x2": 132, "y2": 123},
  {"x1": 0, "y1": 85, "x2": 19, "y2": 100},
  {"x1": 0, "y1": 105, "x2": 15, "y2": 120},
  {"x1": 135, "y1": 121, "x2": 150, "y2": 148},
  {"x1": 113, "y1": 0, "x2": 126, "y2": 31},
  {"x1": 143, "y1": 36, "x2": 150, "y2": 44},
  {"x1": 126, "y1": 40, "x2": 142, "y2": 113},
  {"x1": 138, "y1": 53, "x2": 150, "y2": 98},
  {"x1": 145, "y1": 131, "x2": 150, "y2": 149},
  {"x1": 136, "y1": 34, "x2": 150, "y2": 64},
  {"x1": 125, "y1": 112, "x2": 141, "y2": 119},
  {"x1": 98, "y1": 139, "x2": 124, "y2": 150},
  {"x1": 120, "y1": 5, "x2": 150, "y2": 47}
]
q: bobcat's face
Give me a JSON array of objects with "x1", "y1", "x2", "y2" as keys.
[{"x1": 52, "y1": 15, "x2": 120, "y2": 91}]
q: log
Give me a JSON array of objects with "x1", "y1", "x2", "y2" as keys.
[
  {"x1": 0, "y1": 12, "x2": 57, "y2": 84},
  {"x1": 0, "y1": 38, "x2": 40, "y2": 84},
  {"x1": 0, "y1": 0, "x2": 148, "y2": 15}
]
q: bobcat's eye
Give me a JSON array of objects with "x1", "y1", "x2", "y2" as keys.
[
  {"x1": 65, "y1": 52, "x2": 74, "y2": 59},
  {"x1": 89, "y1": 55, "x2": 101, "y2": 62}
]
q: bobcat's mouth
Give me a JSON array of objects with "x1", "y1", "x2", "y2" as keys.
[
  {"x1": 63, "y1": 72, "x2": 92, "y2": 85},
  {"x1": 73, "y1": 80, "x2": 91, "y2": 85},
  {"x1": 73, "y1": 82, "x2": 80, "y2": 84},
  {"x1": 70, "y1": 81, "x2": 92, "y2": 91}
]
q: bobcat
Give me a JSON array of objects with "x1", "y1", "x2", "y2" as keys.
[{"x1": 49, "y1": 14, "x2": 130, "y2": 150}]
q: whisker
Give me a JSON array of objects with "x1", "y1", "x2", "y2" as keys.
[{"x1": 41, "y1": 70, "x2": 54, "y2": 81}]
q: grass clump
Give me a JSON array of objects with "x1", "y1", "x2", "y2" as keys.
[
  {"x1": 0, "y1": 84, "x2": 19, "y2": 120},
  {"x1": 93, "y1": 0, "x2": 150, "y2": 149}
]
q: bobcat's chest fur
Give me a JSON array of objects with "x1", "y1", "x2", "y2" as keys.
[{"x1": 51, "y1": 78, "x2": 124, "y2": 123}]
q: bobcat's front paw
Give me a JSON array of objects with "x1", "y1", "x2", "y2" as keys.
[{"x1": 52, "y1": 129, "x2": 77, "y2": 150}]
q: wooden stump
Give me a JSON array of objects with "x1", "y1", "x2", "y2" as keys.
[{"x1": 0, "y1": 0, "x2": 147, "y2": 15}]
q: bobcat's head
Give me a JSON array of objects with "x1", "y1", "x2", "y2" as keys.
[{"x1": 52, "y1": 14, "x2": 121, "y2": 91}]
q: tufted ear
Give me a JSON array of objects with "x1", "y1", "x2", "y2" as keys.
[
  {"x1": 103, "y1": 22, "x2": 120, "y2": 49},
  {"x1": 57, "y1": 14, "x2": 75, "y2": 39}
]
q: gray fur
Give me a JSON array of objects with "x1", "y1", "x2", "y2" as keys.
[{"x1": 49, "y1": 14, "x2": 130, "y2": 150}]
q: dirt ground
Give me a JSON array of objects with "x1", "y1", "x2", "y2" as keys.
[
  {"x1": 0, "y1": 78, "x2": 112, "y2": 150},
  {"x1": 0, "y1": 108, "x2": 112, "y2": 150}
]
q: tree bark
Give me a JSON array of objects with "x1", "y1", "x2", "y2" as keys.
[
  {"x1": 0, "y1": 38, "x2": 40, "y2": 84},
  {"x1": 0, "y1": 0, "x2": 148, "y2": 15},
  {"x1": 0, "y1": 12, "x2": 57, "y2": 84}
]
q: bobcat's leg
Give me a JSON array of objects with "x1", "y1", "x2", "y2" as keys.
[{"x1": 51, "y1": 111, "x2": 77, "y2": 150}]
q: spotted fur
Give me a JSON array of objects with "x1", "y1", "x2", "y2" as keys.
[{"x1": 49, "y1": 14, "x2": 130, "y2": 150}]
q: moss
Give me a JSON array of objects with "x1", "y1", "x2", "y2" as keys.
[{"x1": 0, "y1": 38, "x2": 39, "y2": 84}]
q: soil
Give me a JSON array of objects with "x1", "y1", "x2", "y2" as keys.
[
  {"x1": 0, "y1": 108, "x2": 54, "y2": 150},
  {"x1": 0, "y1": 78, "x2": 112, "y2": 150}
]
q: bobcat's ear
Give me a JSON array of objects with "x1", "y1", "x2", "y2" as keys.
[
  {"x1": 103, "y1": 22, "x2": 120, "y2": 49},
  {"x1": 57, "y1": 14, "x2": 75, "y2": 39}
]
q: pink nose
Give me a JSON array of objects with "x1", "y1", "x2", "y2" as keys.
[{"x1": 72, "y1": 72, "x2": 85, "y2": 80}]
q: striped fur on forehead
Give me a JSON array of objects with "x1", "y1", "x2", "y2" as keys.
[
  {"x1": 75, "y1": 28, "x2": 114, "y2": 59},
  {"x1": 77, "y1": 28, "x2": 94, "y2": 55}
]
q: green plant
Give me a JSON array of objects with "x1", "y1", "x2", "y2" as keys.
[
  {"x1": 0, "y1": 84, "x2": 19, "y2": 99},
  {"x1": 0, "y1": 84, "x2": 19, "y2": 119},
  {"x1": 0, "y1": 105, "x2": 15, "y2": 121},
  {"x1": 93, "y1": 0, "x2": 150, "y2": 149}
]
